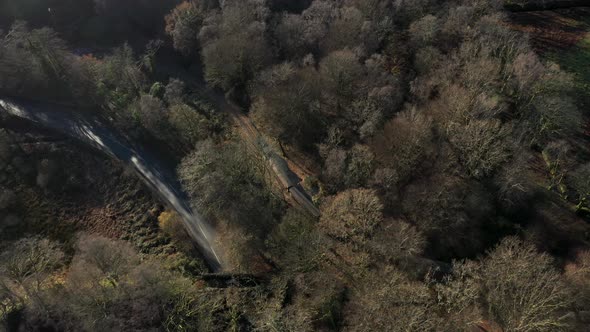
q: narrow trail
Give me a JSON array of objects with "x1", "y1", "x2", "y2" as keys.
[{"x1": 0, "y1": 98, "x2": 223, "y2": 271}]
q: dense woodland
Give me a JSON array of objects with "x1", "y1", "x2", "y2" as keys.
[{"x1": 1, "y1": 0, "x2": 590, "y2": 331}]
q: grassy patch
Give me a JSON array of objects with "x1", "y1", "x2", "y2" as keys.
[
  {"x1": 545, "y1": 33, "x2": 590, "y2": 104},
  {"x1": 555, "y1": 34, "x2": 590, "y2": 86}
]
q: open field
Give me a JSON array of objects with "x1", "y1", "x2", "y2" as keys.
[
  {"x1": 510, "y1": 7, "x2": 590, "y2": 51},
  {"x1": 510, "y1": 8, "x2": 590, "y2": 92},
  {"x1": 510, "y1": 6, "x2": 590, "y2": 134}
]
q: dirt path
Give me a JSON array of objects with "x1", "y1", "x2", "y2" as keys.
[{"x1": 220, "y1": 97, "x2": 320, "y2": 217}]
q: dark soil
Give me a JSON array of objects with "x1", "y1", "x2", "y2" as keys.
[{"x1": 509, "y1": 7, "x2": 590, "y2": 52}]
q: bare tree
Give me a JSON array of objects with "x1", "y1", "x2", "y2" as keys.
[
  {"x1": 446, "y1": 119, "x2": 513, "y2": 179},
  {"x1": 402, "y1": 175, "x2": 490, "y2": 257},
  {"x1": 163, "y1": 78, "x2": 186, "y2": 105},
  {"x1": 266, "y1": 208, "x2": 326, "y2": 272},
  {"x1": 321, "y1": 144, "x2": 375, "y2": 192},
  {"x1": 165, "y1": 1, "x2": 211, "y2": 56},
  {"x1": 199, "y1": 0, "x2": 273, "y2": 91},
  {"x1": 298, "y1": 0, "x2": 338, "y2": 52},
  {"x1": 414, "y1": 46, "x2": 442, "y2": 75},
  {"x1": 321, "y1": 6, "x2": 381, "y2": 54},
  {"x1": 40, "y1": 234, "x2": 209, "y2": 331},
  {"x1": 435, "y1": 237, "x2": 576, "y2": 332},
  {"x1": 533, "y1": 96, "x2": 582, "y2": 142},
  {"x1": 0, "y1": 22, "x2": 74, "y2": 100},
  {"x1": 319, "y1": 49, "x2": 366, "y2": 111},
  {"x1": 392, "y1": 0, "x2": 436, "y2": 25},
  {"x1": 274, "y1": 13, "x2": 312, "y2": 59},
  {"x1": 251, "y1": 62, "x2": 324, "y2": 148},
  {"x1": 564, "y1": 250, "x2": 590, "y2": 324},
  {"x1": 95, "y1": 43, "x2": 146, "y2": 113},
  {"x1": 344, "y1": 265, "x2": 444, "y2": 331},
  {"x1": 320, "y1": 188, "x2": 383, "y2": 241},
  {"x1": 73, "y1": 234, "x2": 139, "y2": 284},
  {"x1": 480, "y1": 237, "x2": 574, "y2": 332},
  {"x1": 408, "y1": 14, "x2": 439, "y2": 46},
  {"x1": 0, "y1": 237, "x2": 64, "y2": 319},
  {"x1": 168, "y1": 103, "x2": 208, "y2": 145},
  {"x1": 495, "y1": 151, "x2": 538, "y2": 211},
  {"x1": 366, "y1": 219, "x2": 427, "y2": 266},
  {"x1": 510, "y1": 51, "x2": 546, "y2": 100},
  {"x1": 371, "y1": 108, "x2": 434, "y2": 188},
  {"x1": 569, "y1": 163, "x2": 590, "y2": 212},
  {"x1": 130, "y1": 94, "x2": 168, "y2": 138}
]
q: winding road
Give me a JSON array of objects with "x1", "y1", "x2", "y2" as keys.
[
  {"x1": 0, "y1": 98, "x2": 223, "y2": 271},
  {"x1": 0, "y1": 56, "x2": 321, "y2": 273}
]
